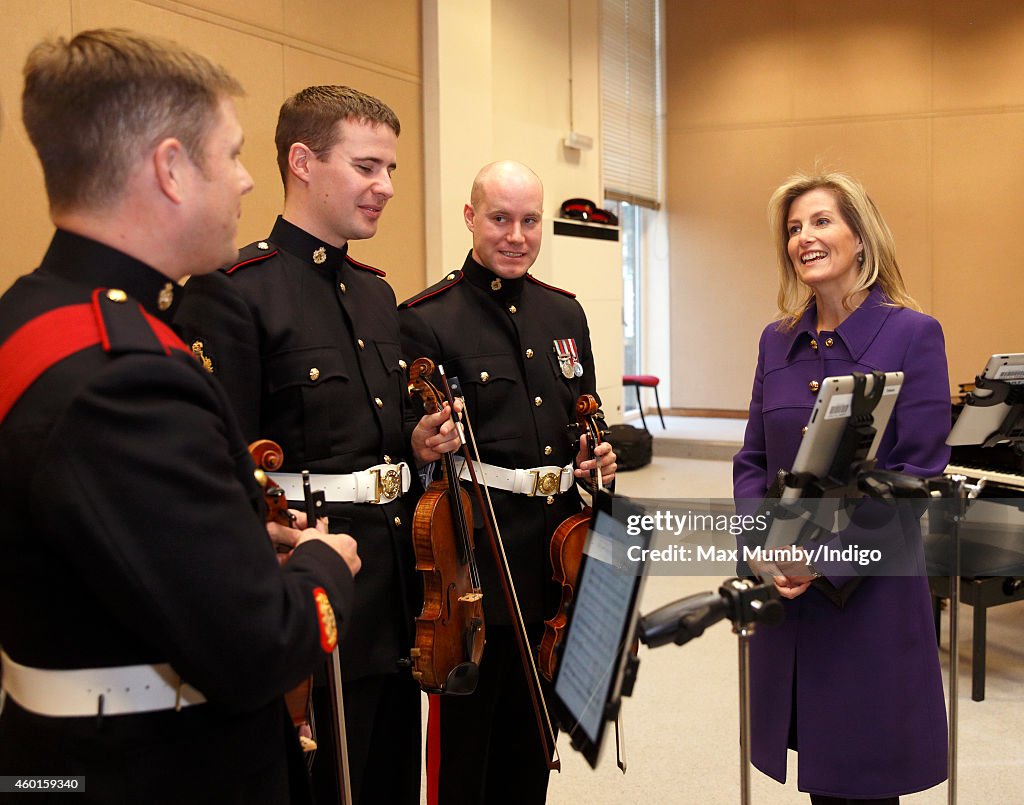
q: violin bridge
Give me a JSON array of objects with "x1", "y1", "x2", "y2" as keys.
[{"x1": 458, "y1": 592, "x2": 483, "y2": 603}]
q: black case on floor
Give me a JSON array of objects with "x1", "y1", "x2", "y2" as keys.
[{"x1": 606, "y1": 423, "x2": 653, "y2": 471}]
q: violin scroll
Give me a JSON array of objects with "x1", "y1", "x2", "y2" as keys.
[
  {"x1": 249, "y1": 439, "x2": 294, "y2": 529},
  {"x1": 408, "y1": 357, "x2": 442, "y2": 414}
]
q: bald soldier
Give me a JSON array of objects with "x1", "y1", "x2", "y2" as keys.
[{"x1": 399, "y1": 160, "x2": 617, "y2": 804}]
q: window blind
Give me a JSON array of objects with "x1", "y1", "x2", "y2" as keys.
[{"x1": 600, "y1": 0, "x2": 661, "y2": 209}]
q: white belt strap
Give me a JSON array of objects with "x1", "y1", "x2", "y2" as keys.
[
  {"x1": 269, "y1": 462, "x2": 411, "y2": 505},
  {"x1": 1, "y1": 650, "x2": 206, "y2": 718},
  {"x1": 453, "y1": 458, "x2": 575, "y2": 497}
]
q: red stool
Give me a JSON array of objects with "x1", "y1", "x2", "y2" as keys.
[{"x1": 622, "y1": 374, "x2": 665, "y2": 430}]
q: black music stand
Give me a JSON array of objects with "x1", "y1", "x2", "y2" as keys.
[
  {"x1": 930, "y1": 371, "x2": 1024, "y2": 805},
  {"x1": 635, "y1": 580, "x2": 782, "y2": 805}
]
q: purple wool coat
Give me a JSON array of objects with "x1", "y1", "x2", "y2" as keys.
[{"x1": 733, "y1": 285, "x2": 950, "y2": 799}]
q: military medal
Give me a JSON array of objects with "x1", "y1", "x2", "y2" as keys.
[{"x1": 553, "y1": 338, "x2": 582, "y2": 379}]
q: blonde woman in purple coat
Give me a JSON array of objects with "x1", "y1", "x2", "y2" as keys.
[{"x1": 733, "y1": 173, "x2": 949, "y2": 804}]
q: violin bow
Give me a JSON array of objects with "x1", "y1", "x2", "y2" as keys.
[
  {"x1": 438, "y1": 364, "x2": 561, "y2": 771},
  {"x1": 301, "y1": 471, "x2": 353, "y2": 804}
]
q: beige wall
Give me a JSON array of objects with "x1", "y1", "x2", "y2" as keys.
[
  {"x1": 666, "y1": 0, "x2": 1024, "y2": 411},
  {"x1": 0, "y1": 0, "x2": 426, "y2": 302}
]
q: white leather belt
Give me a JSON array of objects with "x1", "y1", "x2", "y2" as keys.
[
  {"x1": 1, "y1": 650, "x2": 206, "y2": 718},
  {"x1": 453, "y1": 458, "x2": 575, "y2": 497},
  {"x1": 269, "y1": 462, "x2": 411, "y2": 505}
]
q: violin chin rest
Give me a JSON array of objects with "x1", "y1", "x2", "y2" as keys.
[{"x1": 444, "y1": 662, "x2": 481, "y2": 696}]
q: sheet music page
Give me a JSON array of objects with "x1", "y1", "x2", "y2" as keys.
[{"x1": 554, "y1": 511, "x2": 643, "y2": 742}]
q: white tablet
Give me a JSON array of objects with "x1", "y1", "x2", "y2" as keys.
[
  {"x1": 763, "y1": 371, "x2": 903, "y2": 550},
  {"x1": 947, "y1": 353, "x2": 1024, "y2": 447}
]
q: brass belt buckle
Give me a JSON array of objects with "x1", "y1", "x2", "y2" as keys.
[
  {"x1": 371, "y1": 467, "x2": 403, "y2": 503},
  {"x1": 531, "y1": 470, "x2": 560, "y2": 496}
]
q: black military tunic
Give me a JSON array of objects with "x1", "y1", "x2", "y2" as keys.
[
  {"x1": 0, "y1": 230, "x2": 354, "y2": 804},
  {"x1": 173, "y1": 216, "x2": 421, "y2": 804},
  {"x1": 399, "y1": 251, "x2": 597, "y2": 804}
]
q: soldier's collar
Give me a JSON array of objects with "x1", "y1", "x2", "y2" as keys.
[
  {"x1": 271, "y1": 216, "x2": 348, "y2": 270},
  {"x1": 42, "y1": 229, "x2": 181, "y2": 323},
  {"x1": 461, "y1": 252, "x2": 525, "y2": 298}
]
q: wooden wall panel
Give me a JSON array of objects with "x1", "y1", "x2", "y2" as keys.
[{"x1": 666, "y1": 0, "x2": 1024, "y2": 409}]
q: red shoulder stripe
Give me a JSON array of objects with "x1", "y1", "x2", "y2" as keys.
[
  {"x1": 525, "y1": 274, "x2": 576, "y2": 298},
  {"x1": 346, "y1": 255, "x2": 386, "y2": 277},
  {"x1": 0, "y1": 296, "x2": 190, "y2": 426},
  {"x1": 225, "y1": 251, "x2": 279, "y2": 275},
  {"x1": 0, "y1": 304, "x2": 99, "y2": 424},
  {"x1": 402, "y1": 274, "x2": 463, "y2": 308}
]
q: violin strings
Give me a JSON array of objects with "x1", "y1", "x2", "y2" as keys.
[{"x1": 443, "y1": 368, "x2": 561, "y2": 766}]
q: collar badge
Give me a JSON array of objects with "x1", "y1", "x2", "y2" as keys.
[
  {"x1": 191, "y1": 340, "x2": 214, "y2": 373},
  {"x1": 157, "y1": 282, "x2": 174, "y2": 311}
]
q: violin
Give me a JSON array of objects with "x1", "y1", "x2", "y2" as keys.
[
  {"x1": 250, "y1": 439, "x2": 312, "y2": 731},
  {"x1": 439, "y1": 365, "x2": 561, "y2": 771},
  {"x1": 249, "y1": 440, "x2": 352, "y2": 803},
  {"x1": 406, "y1": 357, "x2": 485, "y2": 694},
  {"x1": 538, "y1": 395, "x2": 606, "y2": 682}
]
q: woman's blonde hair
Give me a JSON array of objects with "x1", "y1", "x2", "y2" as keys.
[{"x1": 767, "y1": 172, "x2": 920, "y2": 328}]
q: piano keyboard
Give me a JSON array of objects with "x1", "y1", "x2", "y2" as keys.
[{"x1": 945, "y1": 464, "x2": 1024, "y2": 491}]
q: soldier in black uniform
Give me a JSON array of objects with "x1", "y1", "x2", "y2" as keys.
[
  {"x1": 399, "y1": 160, "x2": 618, "y2": 804},
  {"x1": 0, "y1": 29, "x2": 359, "y2": 803},
  {"x1": 173, "y1": 86, "x2": 460, "y2": 805}
]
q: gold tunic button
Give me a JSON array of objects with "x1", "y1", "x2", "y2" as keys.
[
  {"x1": 480, "y1": 371, "x2": 490, "y2": 383},
  {"x1": 534, "y1": 396, "x2": 543, "y2": 407},
  {"x1": 399, "y1": 359, "x2": 407, "y2": 370},
  {"x1": 809, "y1": 380, "x2": 820, "y2": 393},
  {"x1": 309, "y1": 367, "x2": 320, "y2": 381},
  {"x1": 106, "y1": 289, "x2": 127, "y2": 303},
  {"x1": 357, "y1": 339, "x2": 365, "y2": 349},
  {"x1": 509, "y1": 305, "x2": 517, "y2": 314},
  {"x1": 810, "y1": 339, "x2": 818, "y2": 350},
  {"x1": 394, "y1": 516, "x2": 402, "y2": 527},
  {"x1": 802, "y1": 426, "x2": 808, "y2": 435},
  {"x1": 447, "y1": 273, "x2": 456, "y2": 281},
  {"x1": 526, "y1": 348, "x2": 534, "y2": 359},
  {"x1": 824, "y1": 337, "x2": 834, "y2": 348},
  {"x1": 339, "y1": 282, "x2": 347, "y2": 294},
  {"x1": 546, "y1": 496, "x2": 554, "y2": 505},
  {"x1": 375, "y1": 397, "x2": 384, "y2": 408},
  {"x1": 544, "y1": 446, "x2": 553, "y2": 456}
]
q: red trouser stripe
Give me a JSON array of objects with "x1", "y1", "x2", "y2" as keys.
[{"x1": 426, "y1": 693, "x2": 442, "y2": 805}]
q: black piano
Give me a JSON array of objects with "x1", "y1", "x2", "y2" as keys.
[{"x1": 927, "y1": 384, "x2": 1024, "y2": 701}]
